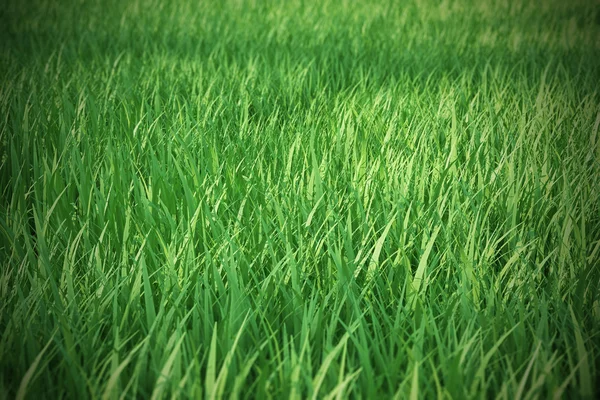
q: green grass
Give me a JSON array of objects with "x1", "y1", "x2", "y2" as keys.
[{"x1": 1, "y1": 0, "x2": 600, "y2": 398}]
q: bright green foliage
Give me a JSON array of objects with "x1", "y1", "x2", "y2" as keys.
[{"x1": 1, "y1": 0, "x2": 600, "y2": 398}]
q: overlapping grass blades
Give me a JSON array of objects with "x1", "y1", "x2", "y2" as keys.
[{"x1": 1, "y1": 0, "x2": 600, "y2": 398}]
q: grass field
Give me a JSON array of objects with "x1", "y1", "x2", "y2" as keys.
[{"x1": 1, "y1": 0, "x2": 600, "y2": 398}]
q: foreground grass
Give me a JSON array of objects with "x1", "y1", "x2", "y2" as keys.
[{"x1": 1, "y1": 0, "x2": 600, "y2": 398}]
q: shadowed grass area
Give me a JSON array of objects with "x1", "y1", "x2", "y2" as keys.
[{"x1": 1, "y1": 0, "x2": 600, "y2": 398}]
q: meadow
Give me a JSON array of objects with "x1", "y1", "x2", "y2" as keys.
[{"x1": 1, "y1": 0, "x2": 600, "y2": 398}]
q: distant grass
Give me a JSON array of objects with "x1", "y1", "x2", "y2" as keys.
[{"x1": 1, "y1": 0, "x2": 600, "y2": 398}]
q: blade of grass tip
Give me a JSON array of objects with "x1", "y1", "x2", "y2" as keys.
[
  {"x1": 569, "y1": 305, "x2": 593, "y2": 398},
  {"x1": 214, "y1": 313, "x2": 250, "y2": 399},
  {"x1": 230, "y1": 351, "x2": 259, "y2": 400},
  {"x1": 427, "y1": 357, "x2": 444, "y2": 399},
  {"x1": 459, "y1": 328, "x2": 481, "y2": 366},
  {"x1": 410, "y1": 226, "x2": 441, "y2": 310},
  {"x1": 515, "y1": 342, "x2": 541, "y2": 400},
  {"x1": 43, "y1": 185, "x2": 68, "y2": 226},
  {"x1": 151, "y1": 333, "x2": 186, "y2": 400},
  {"x1": 338, "y1": 333, "x2": 348, "y2": 387},
  {"x1": 205, "y1": 324, "x2": 218, "y2": 399},
  {"x1": 102, "y1": 338, "x2": 148, "y2": 400},
  {"x1": 291, "y1": 331, "x2": 311, "y2": 400},
  {"x1": 366, "y1": 211, "x2": 398, "y2": 278},
  {"x1": 305, "y1": 193, "x2": 325, "y2": 228},
  {"x1": 525, "y1": 351, "x2": 561, "y2": 399},
  {"x1": 470, "y1": 322, "x2": 522, "y2": 395},
  {"x1": 173, "y1": 346, "x2": 202, "y2": 399},
  {"x1": 311, "y1": 333, "x2": 349, "y2": 400},
  {"x1": 493, "y1": 241, "x2": 533, "y2": 293},
  {"x1": 553, "y1": 354, "x2": 589, "y2": 400},
  {"x1": 141, "y1": 254, "x2": 156, "y2": 328},
  {"x1": 323, "y1": 368, "x2": 362, "y2": 400},
  {"x1": 409, "y1": 363, "x2": 419, "y2": 400},
  {"x1": 16, "y1": 334, "x2": 55, "y2": 400}
]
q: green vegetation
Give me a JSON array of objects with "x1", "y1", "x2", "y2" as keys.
[{"x1": 1, "y1": 0, "x2": 600, "y2": 398}]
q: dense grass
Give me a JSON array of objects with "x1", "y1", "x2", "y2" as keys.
[{"x1": 1, "y1": 0, "x2": 600, "y2": 398}]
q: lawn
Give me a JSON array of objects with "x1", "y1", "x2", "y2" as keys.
[{"x1": 1, "y1": 0, "x2": 600, "y2": 398}]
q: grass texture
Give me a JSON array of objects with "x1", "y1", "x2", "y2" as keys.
[{"x1": 1, "y1": 0, "x2": 600, "y2": 398}]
